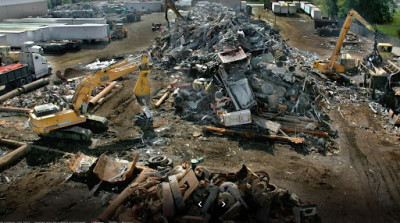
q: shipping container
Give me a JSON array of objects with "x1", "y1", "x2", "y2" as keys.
[
  {"x1": 311, "y1": 7, "x2": 322, "y2": 19},
  {"x1": 272, "y1": 2, "x2": 281, "y2": 14},
  {"x1": 293, "y1": 1, "x2": 300, "y2": 9},
  {"x1": 288, "y1": 3, "x2": 296, "y2": 14},
  {"x1": 300, "y1": 1, "x2": 309, "y2": 10},
  {"x1": 0, "y1": 30, "x2": 29, "y2": 47},
  {"x1": 49, "y1": 24, "x2": 109, "y2": 41},
  {"x1": 280, "y1": 2, "x2": 288, "y2": 15},
  {"x1": 71, "y1": 18, "x2": 107, "y2": 25},
  {"x1": 304, "y1": 4, "x2": 314, "y2": 14}
]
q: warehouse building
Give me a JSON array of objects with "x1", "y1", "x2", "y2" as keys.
[{"x1": 0, "y1": 0, "x2": 48, "y2": 22}]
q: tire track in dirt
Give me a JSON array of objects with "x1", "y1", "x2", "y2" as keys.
[{"x1": 336, "y1": 109, "x2": 400, "y2": 222}]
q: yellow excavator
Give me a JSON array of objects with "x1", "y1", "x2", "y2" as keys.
[
  {"x1": 164, "y1": 0, "x2": 183, "y2": 26},
  {"x1": 313, "y1": 9, "x2": 384, "y2": 75},
  {"x1": 29, "y1": 54, "x2": 150, "y2": 141},
  {"x1": 0, "y1": 46, "x2": 19, "y2": 65}
]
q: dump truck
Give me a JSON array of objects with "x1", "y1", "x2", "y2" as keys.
[
  {"x1": 0, "y1": 41, "x2": 44, "y2": 65},
  {"x1": 0, "y1": 50, "x2": 51, "y2": 89}
]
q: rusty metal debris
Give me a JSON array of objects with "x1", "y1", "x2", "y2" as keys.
[
  {"x1": 95, "y1": 162, "x2": 318, "y2": 222},
  {"x1": 93, "y1": 153, "x2": 136, "y2": 183},
  {"x1": 0, "y1": 138, "x2": 30, "y2": 170},
  {"x1": 148, "y1": 3, "x2": 335, "y2": 151},
  {"x1": 67, "y1": 152, "x2": 97, "y2": 176}
]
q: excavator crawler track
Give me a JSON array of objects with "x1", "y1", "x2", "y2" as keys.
[
  {"x1": 41, "y1": 115, "x2": 108, "y2": 141},
  {"x1": 84, "y1": 115, "x2": 109, "y2": 133},
  {"x1": 41, "y1": 126, "x2": 93, "y2": 141}
]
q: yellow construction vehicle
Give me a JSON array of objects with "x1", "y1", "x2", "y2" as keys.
[
  {"x1": 28, "y1": 54, "x2": 150, "y2": 140},
  {"x1": 377, "y1": 43, "x2": 393, "y2": 60},
  {"x1": 0, "y1": 46, "x2": 19, "y2": 65},
  {"x1": 313, "y1": 10, "x2": 379, "y2": 75},
  {"x1": 164, "y1": 0, "x2": 183, "y2": 25},
  {"x1": 111, "y1": 23, "x2": 128, "y2": 39}
]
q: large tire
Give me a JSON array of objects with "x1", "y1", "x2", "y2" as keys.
[
  {"x1": 26, "y1": 75, "x2": 34, "y2": 83},
  {"x1": 17, "y1": 78, "x2": 27, "y2": 87}
]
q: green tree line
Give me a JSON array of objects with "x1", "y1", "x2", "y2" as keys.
[{"x1": 319, "y1": 0, "x2": 395, "y2": 24}]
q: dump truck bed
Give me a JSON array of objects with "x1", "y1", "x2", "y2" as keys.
[{"x1": 0, "y1": 63, "x2": 29, "y2": 86}]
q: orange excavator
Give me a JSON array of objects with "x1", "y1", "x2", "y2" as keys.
[
  {"x1": 29, "y1": 55, "x2": 150, "y2": 140},
  {"x1": 313, "y1": 9, "x2": 379, "y2": 75}
]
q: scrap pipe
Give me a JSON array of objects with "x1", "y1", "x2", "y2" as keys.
[
  {"x1": 98, "y1": 165, "x2": 156, "y2": 221},
  {"x1": 263, "y1": 113, "x2": 316, "y2": 122},
  {"x1": 0, "y1": 78, "x2": 50, "y2": 103},
  {"x1": 155, "y1": 86, "x2": 171, "y2": 108},
  {"x1": 0, "y1": 139, "x2": 31, "y2": 170},
  {"x1": 203, "y1": 126, "x2": 304, "y2": 144},
  {"x1": 89, "y1": 81, "x2": 117, "y2": 106},
  {"x1": 0, "y1": 106, "x2": 31, "y2": 113},
  {"x1": 280, "y1": 128, "x2": 329, "y2": 137},
  {"x1": 30, "y1": 145, "x2": 74, "y2": 156},
  {"x1": 0, "y1": 88, "x2": 23, "y2": 103},
  {"x1": 21, "y1": 78, "x2": 50, "y2": 93}
]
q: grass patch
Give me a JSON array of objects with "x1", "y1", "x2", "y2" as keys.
[
  {"x1": 376, "y1": 25, "x2": 400, "y2": 37},
  {"x1": 374, "y1": 9, "x2": 400, "y2": 38}
]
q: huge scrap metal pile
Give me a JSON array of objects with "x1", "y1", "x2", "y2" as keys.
[
  {"x1": 151, "y1": 3, "x2": 335, "y2": 153},
  {"x1": 0, "y1": 3, "x2": 346, "y2": 222}
]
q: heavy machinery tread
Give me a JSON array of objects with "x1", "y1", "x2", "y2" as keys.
[
  {"x1": 41, "y1": 126, "x2": 93, "y2": 141},
  {"x1": 84, "y1": 115, "x2": 109, "y2": 133}
]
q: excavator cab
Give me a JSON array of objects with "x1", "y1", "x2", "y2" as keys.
[{"x1": 377, "y1": 43, "x2": 393, "y2": 60}]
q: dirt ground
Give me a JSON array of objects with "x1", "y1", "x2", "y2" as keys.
[{"x1": 1, "y1": 10, "x2": 400, "y2": 223}]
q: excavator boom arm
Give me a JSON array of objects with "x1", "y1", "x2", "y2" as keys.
[
  {"x1": 328, "y1": 10, "x2": 375, "y2": 70},
  {"x1": 71, "y1": 55, "x2": 148, "y2": 114},
  {"x1": 165, "y1": 0, "x2": 182, "y2": 24}
]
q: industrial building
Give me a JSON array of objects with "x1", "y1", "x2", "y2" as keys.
[
  {"x1": 0, "y1": 18, "x2": 110, "y2": 47},
  {"x1": 0, "y1": 0, "x2": 48, "y2": 22}
]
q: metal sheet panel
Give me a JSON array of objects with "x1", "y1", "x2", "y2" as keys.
[
  {"x1": 49, "y1": 24, "x2": 109, "y2": 40},
  {"x1": 218, "y1": 46, "x2": 247, "y2": 63},
  {"x1": 0, "y1": 34, "x2": 6, "y2": 45},
  {"x1": 0, "y1": 31, "x2": 29, "y2": 47}
]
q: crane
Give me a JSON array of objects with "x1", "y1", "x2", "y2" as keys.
[
  {"x1": 28, "y1": 54, "x2": 150, "y2": 141},
  {"x1": 164, "y1": 0, "x2": 183, "y2": 26},
  {"x1": 313, "y1": 9, "x2": 378, "y2": 75}
]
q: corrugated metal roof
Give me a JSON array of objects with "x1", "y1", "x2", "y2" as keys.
[{"x1": 0, "y1": 0, "x2": 46, "y2": 7}]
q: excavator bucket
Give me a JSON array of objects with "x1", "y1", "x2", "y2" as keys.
[
  {"x1": 134, "y1": 55, "x2": 150, "y2": 106},
  {"x1": 63, "y1": 67, "x2": 87, "y2": 79}
]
